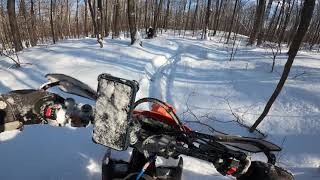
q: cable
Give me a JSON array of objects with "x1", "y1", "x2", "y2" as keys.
[{"x1": 135, "y1": 156, "x2": 156, "y2": 180}]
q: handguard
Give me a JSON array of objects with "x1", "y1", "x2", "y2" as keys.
[
  {"x1": 0, "y1": 90, "x2": 93, "y2": 133},
  {"x1": 0, "y1": 90, "x2": 65, "y2": 132}
]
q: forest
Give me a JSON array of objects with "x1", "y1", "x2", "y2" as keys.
[
  {"x1": 0, "y1": 0, "x2": 319, "y2": 52},
  {"x1": 0, "y1": 1, "x2": 319, "y2": 180}
]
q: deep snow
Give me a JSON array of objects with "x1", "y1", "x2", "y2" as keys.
[{"x1": 0, "y1": 32, "x2": 319, "y2": 180}]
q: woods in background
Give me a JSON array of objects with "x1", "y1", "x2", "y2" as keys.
[
  {"x1": 0, "y1": 0, "x2": 319, "y2": 52},
  {"x1": 0, "y1": 0, "x2": 318, "y2": 133}
]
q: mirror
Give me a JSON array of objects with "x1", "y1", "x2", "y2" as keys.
[
  {"x1": 43, "y1": 74, "x2": 97, "y2": 100},
  {"x1": 92, "y1": 74, "x2": 138, "y2": 151}
]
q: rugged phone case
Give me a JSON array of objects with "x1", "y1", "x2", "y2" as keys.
[{"x1": 93, "y1": 73, "x2": 138, "y2": 151}]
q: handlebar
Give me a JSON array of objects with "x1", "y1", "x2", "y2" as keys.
[{"x1": 11, "y1": 93, "x2": 275, "y2": 178}]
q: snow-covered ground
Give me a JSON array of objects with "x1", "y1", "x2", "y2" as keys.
[{"x1": 0, "y1": 32, "x2": 319, "y2": 179}]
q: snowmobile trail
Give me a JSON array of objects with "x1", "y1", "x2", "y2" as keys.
[{"x1": 146, "y1": 39, "x2": 185, "y2": 105}]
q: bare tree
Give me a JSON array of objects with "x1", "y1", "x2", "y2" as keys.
[
  {"x1": 0, "y1": 0, "x2": 317, "y2": 56},
  {"x1": 153, "y1": 0, "x2": 164, "y2": 37},
  {"x1": 113, "y1": 0, "x2": 120, "y2": 38},
  {"x1": 128, "y1": 0, "x2": 141, "y2": 45},
  {"x1": 84, "y1": 0, "x2": 89, "y2": 37},
  {"x1": 50, "y1": 0, "x2": 56, "y2": 44},
  {"x1": 278, "y1": 0, "x2": 295, "y2": 50},
  {"x1": 104, "y1": 0, "x2": 109, "y2": 37},
  {"x1": 30, "y1": 0, "x2": 37, "y2": 46},
  {"x1": 226, "y1": 0, "x2": 239, "y2": 44},
  {"x1": 183, "y1": 0, "x2": 192, "y2": 36},
  {"x1": 212, "y1": 0, "x2": 223, "y2": 36},
  {"x1": 163, "y1": 0, "x2": 171, "y2": 31},
  {"x1": 257, "y1": 0, "x2": 273, "y2": 45},
  {"x1": 192, "y1": 0, "x2": 200, "y2": 36},
  {"x1": 287, "y1": 0, "x2": 302, "y2": 46},
  {"x1": 7, "y1": 0, "x2": 23, "y2": 51},
  {"x1": 264, "y1": 1, "x2": 280, "y2": 43},
  {"x1": 202, "y1": 0, "x2": 212, "y2": 40},
  {"x1": 270, "y1": 0, "x2": 285, "y2": 43},
  {"x1": 97, "y1": 0, "x2": 103, "y2": 47},
  {"x1": 76, "y1": 0, "x2": 80, "y2": 38},
  {"x1": 88, "y1": 0, "x2": 98, "y2": 37},
  {"x1": 250, "y1": 0, "x2": 316, "y2": 132},
  {"x1": 247, "y1": 0, "x2": 266, "y2": 45}
]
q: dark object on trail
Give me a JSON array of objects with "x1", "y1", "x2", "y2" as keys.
[{"x1": 147, "y1": 27, "x2": 155, "y2": 39}]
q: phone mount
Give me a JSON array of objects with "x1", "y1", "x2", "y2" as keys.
[{"x1": 92, "y1": 74, "x2": 139, "y2": 151}]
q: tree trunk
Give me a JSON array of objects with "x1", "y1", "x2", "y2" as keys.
[
  {"x1": 163, "y1": 0, "x2": 170, "y2": 31},
  {"x1": 178, "y1": 0, "x2": 187, "y2": 36},
  {"x1": 153, "y1": 0, "x2": 164, "y2": 37},
  {"x1": 30, "y1": 0, "x2": 37, "y2": 46},
  {"x1": 191, "y1": 0, "x2": 200, "y2": 36},
  {"x1": 0, "y1": 1, "x2": 11, "y2": 49},
  {"x1": 7, "y1": 0, "x2": 23, "y2": 51},
  {"x1": 50, "y1": 0, "x2": 56, "y2": 44},
  {"x1": 183, "y1": 0, "x2": 192, "y2": 36},
  {"x1": 250, "y1": 0, "x2": 316, "y2": 132},
  {"x1": 97, "y1": 0, "x2": 103, "y2": 47},
  {"x1": 278, "y1": 0, "x2": 294, "y2": 48},
  {"x1": 128, "y1": 0, "x2": 140, "y2": 45},
  {"x1": 57, "y1": 1, "x2": 64, "y2": 39},
  {"x1": 248, "y1": 0, "x2": 266, "y2": 45},
  {"x1": 84, "y1": 0, "x2": 89, "y2": 37},
  {"x1": 287, "y1": 1, "x2": 301, "y2": 46},
  {"x1": 66, "y1": 0, "x2": 71, "y2": 37},
  {"x1": 202, "y1": 0, "x2": 212, "y2": 40},
  {"x1": 88, "y1": 0, "x2": 98, "y2": 37},
  {"x1": 20, "y1": 0, "x2": 31, "y2": 47},
  {"x1": 98, "y1": 0, "x2": 103, "y2": 35},
  {"x1": 226, "y1": 0, "x2": 238, "y2": 44},
  {"x1": 104, "y1": 0, "x2": 109, "y2": 37},
  {"x1": 212, "y1": 0, "x2": 222, "y2": 36},
  {"x1": 76, "y1": 0, "x2": 80, "y2": 38},
  {"x1": 270, "y1": 0, "x2": 285, "y2": 42},
  {"x1": 257, "y1": 0, "x2": 273, "y2": 45},
  {"x1": 310, "y1": 20, "x2": 320, "y2": 50},
  {"x1": 264, "y1": 1, "x2": 280, "y2": 42},
  {"x1": 38, "y1": 0, "x2": 44, "y2": 43},
  {"x1": 264, "y1": 0, "x2": 273, "y2": 20},
  {"x1": 144, "y1": 0, "x2": 148, "y2": 33},
  {"x1": 113, "y1": 0, "x2": 120, "y2": 38}
]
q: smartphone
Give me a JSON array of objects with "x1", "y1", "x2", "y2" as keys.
[{"x1": 92, "y1": 74, "x2": 138, "y2": 151}]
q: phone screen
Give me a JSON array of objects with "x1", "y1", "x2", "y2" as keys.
[{"x1": 92, "y1": 74, "x2": 138, "y2": 151}]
